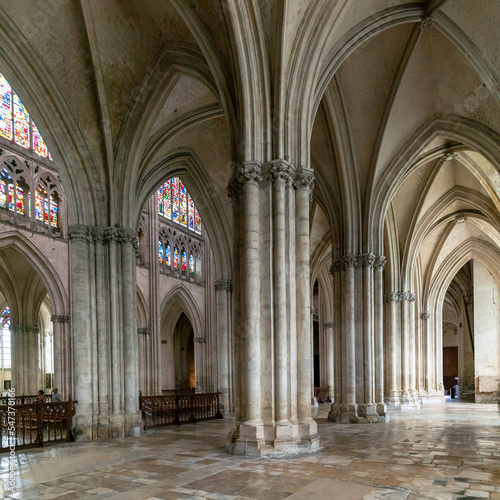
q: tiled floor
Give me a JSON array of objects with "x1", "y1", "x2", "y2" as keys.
[{"x1": 1, "y1": 402, "x2": 499, "y2": 499}]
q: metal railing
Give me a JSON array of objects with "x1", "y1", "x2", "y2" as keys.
[
  {"x1": 139, "y1": 392, "x2": 222, "y2": 430},
  {"x1": 0, "y1": 399, "x2": 77, "y2": 450}
]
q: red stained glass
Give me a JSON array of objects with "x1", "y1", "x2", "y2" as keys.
[
  {"x1": 158, "y1": 241, "x2": 163, "y2": 264},
  {"x1": 0, "y1": 74, "x2": 12, "y2": 141},
  {"x1": 13, "y1": 93, "x2": 29, "y2": 149},
  {"x1": 50, "y1": 196, "x2": 58, "y2": 226},
  {"x1": 8, "y1": 184, "x2": 14, "y2": 211},
  {"x1": 182, "y1": 250, "x2": 187, "y2": 272},
  {"x1": 172, "y1": 178, "x2": 179, "y2": 223},
  {"x1": 163, "y1": 180, "x2": 171, "y2": 219},
  {"x1": 173, "y1": 246, "x2": 179, "y2": 269},
  {"x1": 15, "y1": 184, "x2": 24, "y2": 214},
  {"x1": 179, "y1": 180, "x2": 187, "y2": 227},
  {"x1": 33, "y1": 122, "x2": 49, "y2": 158},
  {"x1": 0, "y1": 180, "x2": 6, "y2": 208}
]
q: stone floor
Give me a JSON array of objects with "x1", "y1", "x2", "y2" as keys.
[{"x1": 0, "y1": 401, "x2": 499, "y2": 500}]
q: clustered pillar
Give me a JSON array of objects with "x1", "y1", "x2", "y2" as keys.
[
  {"x1": 69, "y1": 224, "x2": 142, "y2": 440},
  {"x1": 227, "y1": 161, "x2": 321, "y2": 457},
  {"x1": 328, "y1": 254, "x2": 387, "y2": 423}
]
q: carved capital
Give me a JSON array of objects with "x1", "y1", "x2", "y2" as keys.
[
  {"x1": 343, "y1": 253, "x2": 358, "y2": 268},
  {"x1": 194, "y1": 337, "x2": 206, "y2": 343},
  {"x1": 384, "y1": 291, "x2": 416, "y2": 303},
  {"x1": 323, "y1": 322, "x2": 334, "y2": 330},
  {"x1": 137, "y1": 327, "x2": 151, "y2": 335},
  {"x1": 361, "y1": 253, "x2": 376, "y2": 269},
  {"x1": 68, "y1": 225, "x2": 91, "y2": 243},
  {"x1": 293, "y1": 168, "x2": 315, "y2": 196},
  {"x1": 421, "y1": 311, "x2": 430, "y2": 320},
  {"x1": 26, "y1": 326, "x2": 40, "y2": 334},
  {"x1": 90, "y1": 227, "x2": 104, "y2": 243},
  {"x1": 330, "y1": 258, "x2": 345, "y2": 274},
  {"x1": 237, "y1": 162, "x2": 263, "y2": 185},
  {"x1": 374, "y1": 255, "x2": 386, "y2": 270},
  {"x1": 51, "y1": 315, "x2": 70, "y2": 324},
  {"x1": 10, "y1": 325, "x2": 25, "y2": 334},
  {"x1": 269, "y1": 161, "x2": 293, "y2": 183},
  {"x1": 420, "y1": 15, "x2": 434, "y2": 31},
  {"x1": 214, "y1": 279, "x2": 233, "y2": 292},
  {"x1": 103, "y1": 227, "x2": 119, "y2": 244}
]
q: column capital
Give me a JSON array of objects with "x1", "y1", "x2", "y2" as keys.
[
  {"x1": 268, "y1": 160, "x2": 293, "y2": 183},
  {"x1": 194, "y1": 336, "x2": 206, "y2": 343},
  {"x1": 361, "y1": 253, "x2": 376, "y2": 269},
  {"x1": 374, "y1": 255, "x2": 386, "y2": 270},
  {"x1": 237, "y1": 162, "x2": 263, "y2": 185},
  {"x1": 227, "y1": 175, "x2": 242, "y2": 200},
  {"x1": 330, "y1": 258, "x2": 345, "y2": 274},
  {"x1": 214, "y1": 279, "x2": 233, "y2": 292},
  {"x1": 51, "y1": 315, "x2": 70, "y2": 324},
  {"x1": 293, "y1": 168, "x2": 315, "y2": 194},
  {"x1": 343, "y1": 253, "x2": 358, "y2": 268},
  {"x1": 137, "y1": 327, "x2": 151, "y2": 335},
  {"x1": 26, "y1": 326, "x2": 40, "y2": 334},
  {"x1": 68, "y1": 224, "x2": 91, "y2": 242},
  {"x1": 9, "y1": 324, "x2": 25, "y2": 334},
  {"x1": 383, "y1": 291, "x2": 416, "y2": 303},
  {"x1": 421, "y1": 311, "x2": 430, "y2": 320},
  {"x1": 323, "y1": 322, "x2": 334, "y2": 329}
]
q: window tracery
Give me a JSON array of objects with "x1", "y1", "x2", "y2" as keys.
[{"x1": 0, "y1": 73, "x2": 52, "y2": 160}]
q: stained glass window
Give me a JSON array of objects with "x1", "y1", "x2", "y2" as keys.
[
  {"x1": 179, "y1": 180, "x2": 187, "y2": 227},
  {"x1": 172, "y1": 178, "x2": 179, "y2": 224},
  {"x1": 50, "y1": 196, "x2": 57, "y2": 226},
  {"x1": 181, "y1": 250, "x2": 187, "y2": 272},
  {"x1": 14, "y1": 93, "x2": 29, "y2": 149},
  {"x1": 44, "y1": 197, "x2": 49, "y2": 224},
  {"x1": 195, "y1": 206, "x2": 201, "y2": 234},
  {"x1": 0, "y1": 73, "x2": 52, "y2": 158},
  {"x1": 157, "y1": 185, "x2": 163, "y2": 216},
  {"x1": 33, "y1": 123, "x2": 49, "y2": 158},
  {"x1": 188, "y1": 194, "x2": 194, "y2": 231},
  {"x1": 16, "y1": 184, "x2": 24, "y2": 214},
  {"x1": 0, "y1": 74, "x2": 12, "y2": 141},
  {"x1": 166, "y1": 244, "x2": 171, "y2": 266},
  {"x1": 189, "y1": 253, "x2": 194, "y2": 275},
  {"x1": 8, "y1": 184, "x2": 14, "y2": 211},
  {"x1": 158, "y1": 241, "x2": 163, "y2": 264},
  {"x1": 1, "y1": 307, "x2": 11, "y2": 369},
  {"x1": 0, "y1": 179, "x2": 6, "y2": 208},
  {"x1": 35, "y1": 186, "x2": 43, "y2": 221},
  {"x1": 157, "y1": 178, "x2": 201, "y2": 234},
  {"x1": 173, "y1": 246, "x2": 179, "y2": 269}
]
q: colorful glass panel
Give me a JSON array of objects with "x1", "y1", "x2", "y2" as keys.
[
  {"x1": 163, "y1": 180, "x2": 171, "y2": 220},
  {"x1": 32, "y1": 122, "x2": 49, "y2": 158},
  {"x1": 35, "y1": 187, "x2": 43, "y2": 221},
  {"x1": 189, "y1": 254, "x2": 194, "y2": 275},
  {"x1": 181, "y1": 250, "x2": 187, "y2": 272},
  {"x1": 44, "y1": 197, "x2": 49, "y2": 224},
  {"x1": 8, "y1": 184, "x2": 14, "y2": 211},
  {"x1": 188, "y1": 194, "x2": 195, "y2": 231},
  {"x1": 194, "y1": 206, "x2": 201, "y2": 234},
  {"x1": 166, "y1": 244, "x2": 171, "y2": 266},
  {"x1": 1, "y1": 308, "x2": 9, "y2": 328},
  {"x1": 158, "y1": 241, "x2": 163, "y2": 264},
  {"x1": 15, "y1": 184, "x2": 24, "y2": 214},
  {"x1": 0, "y1": 179, "x2": 6, "y2": 208},
  {"x1": 172, "y1": 178, "x2": 179, "y2": 224},
  {"x1": 157, "y1": 185, "x2": 163, "y2": 216},
  {"x1": 173, "y1": 246, "x2": 179, "y2": 269},
  {"x1": 50, "y1": 196, "x2": 57, "y2": 226},
  {"x1": 179, "y1": 180, "x2": 187, "y2": 227},
  {"x1": 0, "y1": 74, "x2": 12, "y2": 141},
  {"x1": 13, "y1": 93, "x2": 29, "y2": 149}
]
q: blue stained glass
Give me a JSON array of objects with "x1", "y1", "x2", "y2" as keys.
[
  {"x1": 166, "y1": 244, "x2": 171, "y2": 266},
  {"x1": 158, "y1": 241, "x2": 163, "y2": 264}
]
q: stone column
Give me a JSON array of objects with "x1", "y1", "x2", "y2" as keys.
[
  {"x1": 344, "y1": 254, "x2": 357, "y2": 409},
  {"x1": 324, "y1": 322, "x2": 334, "y2": 401},
  {"x1": 51, "y1": 315, "x2": 71, "y2": 399},
  {"x1": 295, "y1": 168, "x2": 320, "y2": 450},
  {"x1": 271, "y1": 164, "x2": 290, "y2": 425},
  {"x1": 122, "y1": 229, "x2": 141, "y2": 436},
  {"x1": 374, "y1": 256, "x2": 386, "y2": 416},
  {"x1": 214, "y1": 278, "x2": 232, "y2": 414},
  {"x1": 384, "y1": 292, "x2": 401, "y2": 409},
  {"x1": 409, "y1": 299, "x2": 417, "y2": 404},
  {"x1": 68, "y1": 225, "x2": 95, "y2": 438},
  {"x1": 401, "y1": 296, "x2": 410, "y2": 403},
  {"x1": 361, "y1": 253, "x2": 376, "y2": 418}
]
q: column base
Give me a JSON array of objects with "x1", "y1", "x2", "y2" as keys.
[
  {"x1": 328, "y1": 403, "x2": 386, "y2": 423},
  {"x1": 385, "y1": 391, "x2": 401, "y2": 410},
  {"x1": 227, "y1": 420, "x2": 322, "y2": 457},
  {"x1": 399, "y1": 390, "x2": 422, "y2": 410},
  {"x1": 73, "y1": 412, "x2": 96, "y2": 441},
  {"x1": 419, "y1": 389, "x2": 446, "y2": 404},
  {"x1": 376, "y1": 402, "x2": 387, "y2": 418},
  {"x1": 74, "y1": 411, "x2": 142, "y2": 440}
]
